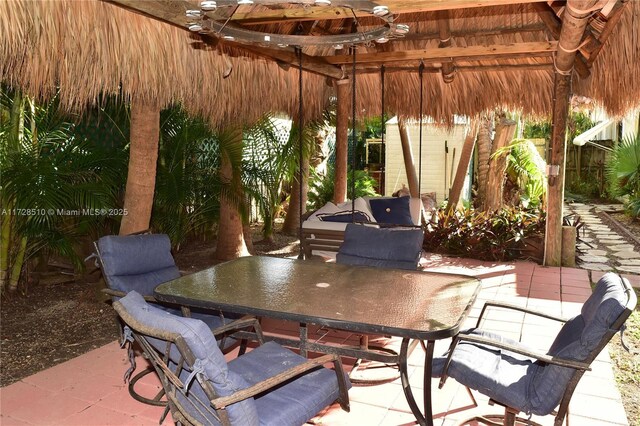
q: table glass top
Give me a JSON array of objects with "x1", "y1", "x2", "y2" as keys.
[{"x1": 154, "y1": 256, "x2": 480, "y2": 339}]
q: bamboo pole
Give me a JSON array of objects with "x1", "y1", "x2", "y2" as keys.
[
  {"x1": 484, "y1": 117, "x2": 517, "y2": 212},
  {"x1": 333, "y1": 79, "x2": 350, "y2": 204},
  {"x1": 398, "y1": 118, "x2": 420, "y2": 198},
  {"x1": 446, "y1": 124, "x2": 477, "y2": 213},
  {"x1": 437, "y1": 10, "x2": 455, "y2": 83},
  {"x1": 544, "y1": 0, "x2": 601, "y2": 266}
]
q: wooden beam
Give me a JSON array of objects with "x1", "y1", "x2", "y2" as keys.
[
  {"x1": 356, "y1": 62, "x2": 553, "y2": 74},
  {"x1": 586, "y1": 0, "x2": 629, "y2": 66},
  {"x1": 436, "y1": 10, "x2": 455, "y2": 83},
  {"x1": 544, "y1": 0, "x2": 600, "y2": 267},
  {"x1": 325, "y1": 41, "x2": 558, "y2": 65},
  {"x1": 103, "y1": 0, "x2": 344, "y2": 79},
  {"x1": 215, "y1": 0, "x2": 549, "y2": 25},
  {"x1": 446, "y1": 124, "x2": 477, "y2": 213},
  {"x1": 531, "y1": 2, "x2": 591, "y2": 78}
]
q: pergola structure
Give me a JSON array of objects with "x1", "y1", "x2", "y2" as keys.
[{"x1": 2, "y1": 0, "x2": 639, "y2": 265}]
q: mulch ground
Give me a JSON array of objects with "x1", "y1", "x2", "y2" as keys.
[{"x1": 0, "y1": 225, "x2": 298, "y2": 387}]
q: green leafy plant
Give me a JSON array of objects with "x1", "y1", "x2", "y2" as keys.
[
  {"x1": 242, "y1": 115, "x2": 317, "y2": 242},
  {"x1": 307, "y1": 166, "x2": 379, "y2": 210},
  {"x1": 606, "y1": 133, "x2": 640, "y2": 218},
  {"x1": 493, "y1": 139, "x2": 547, "y2": 208},
  {"x1": 151, "y1": 106, "x2": 224, "y2": 248},
  {"x1": 423, "y1": 207, "x2": 545, "y2": 261},
  {"x1": 1, "y1": 87, "x2": 124, "y2": 293}
]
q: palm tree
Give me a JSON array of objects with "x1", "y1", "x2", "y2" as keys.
[
  {"x1": 0, "y1": 87, "x2": 123, "y2": 293},
  {"x1": 152, "y1": 107, "x2": 222, "y2": 249},
  {"x1": 607, "y1": 133, "x2": 640, "y2": 217},
  {"x1": 119, "y1": 100, "x2": 161, "y2": 236},
  {"x1": 215, "y1": 126, "x2": 249, "y2": 260}
]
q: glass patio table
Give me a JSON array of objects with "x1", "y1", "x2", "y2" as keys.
[{"x1": 154, "y1": 256, "x2": 481, "y2": 426}]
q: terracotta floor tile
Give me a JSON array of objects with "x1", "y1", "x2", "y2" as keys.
[
  {"x1": 60, "y1": 403, "x2": 142, "y2": 425},
  {"x1": 317, "y1": 400, "x2": 389, "y2": 425},
  {"x1": 56, "y1": 373, "x2": 125, "y2": 404},
  {"x1": 7, "y1": 393, "x2": 91, "y2": 425},
  {"x1": 0, "y1": 381, "x2": 53, "y2": 412},
  {"x1": 0, "y1": 414, "x2": 34, "y2": 426}
]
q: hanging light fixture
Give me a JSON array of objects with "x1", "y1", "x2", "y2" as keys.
[{"x1": 186, "y1": 1, "x2": 408, "y2": 47}]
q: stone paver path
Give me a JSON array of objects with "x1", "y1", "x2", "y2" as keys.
[{"x1": 568, "y1": 203, "x2": 640, "y2": 284}]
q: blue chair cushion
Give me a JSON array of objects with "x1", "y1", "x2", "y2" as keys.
[
  {"x1": 117, "y1": 291, "x2": 259, "y2": 425},
  {"x1": 337, "y1": 224, "x2": 423, "y2": 270},
  {"x1": 433, "y1": 273, "x2": 629, "y2": 416},
  {"x1": 229, "y1": 341, "x2": 350, "y2": 426},
  {"x1": 97, "y1": 234, "x2": 180, "y2": 295},
  {"x1": 369, "y1": 196, "x2": 414, "y2": 225},
  {"x1": 431, "y1": 329, "x2": 540, "y2": 414},
  {"x1": 529, "y1": 272, "x2": 627, "y2": 414}
]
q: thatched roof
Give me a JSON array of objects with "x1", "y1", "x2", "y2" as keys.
[
  {"x1": 0, "y1": 0, "x2": 328, "y2": 127},
  {"x1": 1, "y1": 1, "x2": 639, "y2": 124}
]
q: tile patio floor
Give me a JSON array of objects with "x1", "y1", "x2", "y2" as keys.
[{"x1": 1, "y1": 254, "x2": 637, "y2": 426}]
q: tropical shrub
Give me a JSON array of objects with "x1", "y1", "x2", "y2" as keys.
[
  {"x1": 493, "y1": 139, "x2": 547, "y2": 208},
  {"x1": 423, "y1": 207, "x2": 546, "y2": 261},
  {"x1": 307, "y1": 166, "x2": 379, "y2": 211},
  {"x1": 606, "y1": 133, "x2": 640, "y2": 218},
  {"x1": 1, "y1": 88, "x2": 125, "y2": 293},
  {"x1": 242, "y1": 116, "x2": 316, "y2": 241},
  {"x1": 152, "y1": 107, "x2": 224, "y2": 248}
]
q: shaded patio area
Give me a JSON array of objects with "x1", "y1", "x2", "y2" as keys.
[{"x1": 1, "y1": 255, "x2": 634, "y2": 426}]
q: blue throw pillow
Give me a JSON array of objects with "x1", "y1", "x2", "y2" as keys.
[
  {"x1": 369, "y1": 197, "x2": 413, "y2": 225},
  {"x1": 318, "y1": 210, "x2": 371, "y2": 223}
]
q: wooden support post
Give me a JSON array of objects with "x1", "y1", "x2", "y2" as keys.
[
  {"x1": 398, "y1": 118, "x2": 420, "y2": 198},
  {"x1": 484, "y1": 117, "x2": 517, "y2": 212},
  {"x1": 544, "y1": 0, "x2": 600, "y2": 266},
  {"x1": 446, "y1": 124, "x2": 477, "y2": 213},
  {"x1": 333, "y1": 79, "x2": 350, "y2": 204},
  {"x1": 437, "y1": 11, "x2": 455, "y2": 83}
]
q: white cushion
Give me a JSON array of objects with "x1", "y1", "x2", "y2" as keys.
[{"x1": 307, "y1": 202, "x2": 340, "y2": 221}]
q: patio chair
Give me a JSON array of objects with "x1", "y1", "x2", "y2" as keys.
[
  {"x1": 114, "y1": 291, "x2": 351, "y2": 426},
  {"x1": 336, "y1": 223, "x2": 424, "y2": 270},
  {"x1": 94, "y1": 233, "x2": 244, "y2": 406},
  {"x1": 433, "y1": 272, "x2": 637, "y2": 426},
  {"x1": 335, "y1": 223, "x2": 424, "y2": 384}
]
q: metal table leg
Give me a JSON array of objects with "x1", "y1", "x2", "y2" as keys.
[{"x1": 399, "y1": 338, "x2": 434, "y2": 426}]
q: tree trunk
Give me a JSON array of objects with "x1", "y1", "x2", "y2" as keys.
[
  {"x1": 475, "y1": 115, "x2": 492, "y2": 207},
  {"x1": 283, "y1": 154, "x2": 309, "y2": 236},
  {"x1": 243, "y1": 220, "x2": 254, "y2": 254},
  {"x1": 398, "y1": 118, "x2": 420, "y2": 198},
  {"x1": 216, "y1": 131, "x2": 250, "y2": 261},
  {"x1": 446, "y1": 125, "x2": 476, "y2": 213},
  {"x1": 119, "y1": 100, "x2": 160, "y2": 236},
  {"x1": 7, "y1": 236, "x2": 26, "y2": 293},
  {"x1": 333, "y1": 79, "x2": 350, "y2": 204},
  {"x1": 484, "y1": 117, "x2": 517, "y2": 212}
]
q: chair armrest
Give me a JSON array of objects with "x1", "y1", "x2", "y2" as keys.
[
  {"x1": 211, "y1": 316, "x2": 265, "y2": 344},
  {"x1": 102, "y1": 288, "x2": 158, "y2": 303},
  {"x1": 455, "y1": 333, "x2": 591, "y2": 371},
  {"x1": 477, "y1": 301, "x2": 568, "y2": 328},
  {"x1": 210, "y1": 354, "x2": 341, "y2": 410}
]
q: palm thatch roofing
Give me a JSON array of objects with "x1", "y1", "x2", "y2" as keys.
[{"x1": 1, "y1": 0, "x2": 639, "y2": 125}]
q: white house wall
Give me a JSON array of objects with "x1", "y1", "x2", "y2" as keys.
[{"x1": 384, "y1": 119, "x2": 469, "y2": 204}]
